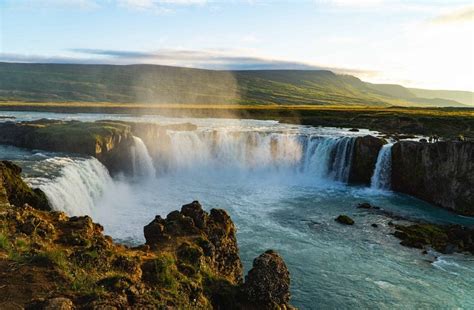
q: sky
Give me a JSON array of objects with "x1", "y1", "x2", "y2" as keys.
[{"x1": 0, "y1": 0, "x2": 473, "y2": 91}]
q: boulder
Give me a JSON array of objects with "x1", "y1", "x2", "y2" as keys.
[
  {"x1": 391, "y1": 141, "x2": 474, "y2": 215},
  {"x1": 243, "y1": 250, "x2": 291, "y2": 309},
  {"x1": 335, "y1": 215, "x2": 354, "y2": 225},
  {"x1": 349, "y1": 135, "x2": 386, "y2": 185}
]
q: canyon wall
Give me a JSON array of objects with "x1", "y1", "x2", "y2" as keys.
[{"x1": 391, "y1": 141, "x2": 474, "y2": 215}]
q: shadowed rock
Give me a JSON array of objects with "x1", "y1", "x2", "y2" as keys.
[
  {"x1": 243, "y1": 249, "x2": 292, "y2": 309},
  {"x1": 391, "y1": 141, "x2": 474, "y2": 215},
  {"x1": 335, "y1": 215, "x2": 355, "y2": 225},
  {"x1": 0, "y1": 160, "x2": 50, "y2": 210},
  {"x1": 349, "y1": 135, "x2": 386, "y2": 185}
]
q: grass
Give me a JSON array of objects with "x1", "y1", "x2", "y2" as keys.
[{"x1": 0, "y1": 232, "x2": 9, "y2": 251}]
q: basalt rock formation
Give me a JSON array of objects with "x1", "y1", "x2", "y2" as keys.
[
  {"x1": 349, "y1": 135, "x2": 386, "y2": 185},
  {"x1": 0, "y1": 163, "x2": 293, "y2": 309},
  {"x1": 391, "y1": 141, "x2": 474, "y2": 215}
]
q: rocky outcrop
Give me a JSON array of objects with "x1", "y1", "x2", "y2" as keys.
[
  {"x1": 144, "y1": 201, "x2": 243, "y2": 284},
  {"x1": 0, "y1": 161, "x2": 50, "y2": 210},
  {"x1": 0, "y1": 120, "x2": 199, "y2": 175},
  {"x1": 0, "y1": 120, "x2": 135, "y2": 175},
  {"x1": 391, "y1": 141, "x2": 474, "y2": 215},
  {"x1": 349, "y1": 135, "x2": 386, "y2": 185},
  {"x1": 393, "y1": 223, "x2": 474, "y2": 255},
  {"x1": 243, "y1": 250, "x2": 292, "y2": 309}
]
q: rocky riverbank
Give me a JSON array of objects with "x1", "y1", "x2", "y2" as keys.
[{"x1": 0, "y1": 161, "x2": 294, "y2": 309}]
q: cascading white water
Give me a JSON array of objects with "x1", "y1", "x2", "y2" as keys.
[
  {"x1": 131, "y1": 136, "x2": 156, "y2": 179},
  {"x1": 370, "y1": 143, "x2": 393, "y2": 190},
  {"x1": 37, "y1": 157, "x2": 113, "y2": 216},
  {"x1": 151, "y1": 130, "x2": 356, "y2": 182}
]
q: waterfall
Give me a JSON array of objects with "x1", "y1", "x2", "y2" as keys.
[
  {"x1": 131, "y1": 136, "x2": 156, "y2": 179},
  {"x1": 149, "y1": 130, "x2": 356, "y2": 182},
  {"x1": 37, "y1": 157, "x2": 113, "y2": 216},
  {"x1": 329, "y1": 137, "x2": 355, "y2": 182},
  {"x1": 370, "y1": 144, "x2": 393, "y2": 190}
]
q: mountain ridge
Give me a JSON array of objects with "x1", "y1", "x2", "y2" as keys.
[{"x1": 0, "y1": 62, "x2": 471, "y2": 107}]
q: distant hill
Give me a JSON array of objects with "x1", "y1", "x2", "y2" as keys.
[
  {"x1": 0, "y1": 62, "x2": 470, "y2": 107},
  {"x1": 408, "y1": 88, "x2": 473, "y2": 106}
]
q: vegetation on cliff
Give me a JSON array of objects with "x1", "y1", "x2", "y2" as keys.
[{"x1": 0, "y1": 161, "x2": 50, "y2": 211}]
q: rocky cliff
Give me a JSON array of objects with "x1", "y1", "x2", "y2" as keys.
[
  {"x1": 391, "y1": 141, "x2": 474, "y2": 215},
  {"x1": 0, "y1": 161, "x2": 50, "y2": 210},
  {"x1": 0, "y1": 162, "x2": 294, "y2": 309},
  {"x1": 0, "y1": 120, "x2": 135, "y2": 174},
  {"x1": 349, "y1": 135, "x2": 386, "y2": 185},
  {"x1": 0, "y1": 120, "x2": 200, "y2": 176}
]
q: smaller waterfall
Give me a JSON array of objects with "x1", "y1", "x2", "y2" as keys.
[
  {"x1": 370, "y1": 144, "x2": 393, "y2": 190},
  {"x1": 38, "y1": 157, "x2": 113, "y2": 216},
  {"x1": 329, "y1": 137, "x2": 355, "y2": 182},
  {"x1": 131, "y1": 136, "x2": 156, "y2": 179}
]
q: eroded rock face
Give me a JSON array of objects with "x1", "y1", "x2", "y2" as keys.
[
  {"x1": 144, "y1": 201, "x2": 243, "y2": 284},
  {"x1": 243, "y1": 250, "x2": 291, "y2": 309},
  {"x1": 349, "y1": 135, "x2": 386, "y2": 185},
  {"x1": 0, "y1": 160, "x2": 50, "y2": 210},
  {"x1": 391, "y1": 141, "x2": 474, "y2": 215},
  {"x1": 0, "y1": 121, "x2": 135, "y2": 175}
]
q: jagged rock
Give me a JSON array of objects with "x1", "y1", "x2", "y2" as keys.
[
  {"x1": 335, "y1": 215, "x2": 354, "y2": 225},
  {"x1": 43, "y1": 297, "x2": 74, "y2": 310},
  {"x1": 391, "y1": 141, "x2": 474, "y2": 215},
  {"x1": 243, "y1": 250, "x2": 291, "y2": 309},
  {"x1": 0, "y1": 161, "x2": 50, "y2": 210},
  {"x1": 349, "y1": 135, "x2": 386, "y2": 185},
  {"x1": 144, "y1": 201, "x2": 243, "y2": 284}
]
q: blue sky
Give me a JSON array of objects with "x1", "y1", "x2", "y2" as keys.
[{"x1": 1, "y1": 0, "x2": 473, "y2": 90}]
